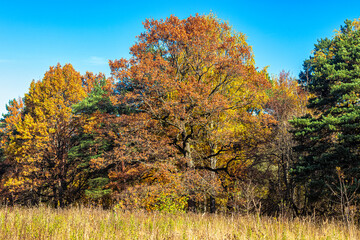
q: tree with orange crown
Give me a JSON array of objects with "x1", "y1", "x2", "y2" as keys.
[{"x1": 107, "y1": 14, "x2": 275, "y2": 211}]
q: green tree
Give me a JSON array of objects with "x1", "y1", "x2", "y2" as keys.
[
  {"x1": 291, "y1": 19, "x2": 360, "y2": 213},
  {"x1": 71, "y1": 76, "x2": 117, "y2": 206}
]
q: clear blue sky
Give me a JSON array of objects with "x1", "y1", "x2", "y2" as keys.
[{"x1": 1, "y1": 0, "x2": 360, "y2": 115}]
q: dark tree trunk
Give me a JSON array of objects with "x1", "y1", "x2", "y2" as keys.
[
  {"x1": 209, "y1": 195, "x2": 216, "y2": 213},
  {"x1": 187, "y1": 198, "x2": 196, "y2": 212}
]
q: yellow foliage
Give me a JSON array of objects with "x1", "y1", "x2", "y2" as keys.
[{"x1": 3, "y1": 64, "x2": 88, "y2": 199}]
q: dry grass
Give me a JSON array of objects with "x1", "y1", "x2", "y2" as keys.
[{"x1": 0, "y1": 206, "x2": 358, "y2": 239}]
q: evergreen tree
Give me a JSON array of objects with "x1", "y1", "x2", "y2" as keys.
[
  {"x1": 72, "y1": 77, "x2": 116, "y2": 206},
  {"x1": 291, "y1": 19, "x2": 360, "y2": 211}
]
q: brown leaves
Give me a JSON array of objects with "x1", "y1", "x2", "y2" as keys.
[{"x1": 106, "y1": 14, "x2": 275, "y2": 208}]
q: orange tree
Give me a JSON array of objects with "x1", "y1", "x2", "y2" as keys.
[{"x1": 107, "y1": 14, "x2": 274, "y2": 211}]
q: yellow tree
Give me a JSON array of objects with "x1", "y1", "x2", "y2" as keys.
[
  {"x1": 3, "y1": 64, "x2": 90, "y2": 206},
  {"x1": 250, "y1": 71, "x2": 309, "y2": 214},
  {"x1": 0, "y1": 98, "x2": 24, "y2": 203}
]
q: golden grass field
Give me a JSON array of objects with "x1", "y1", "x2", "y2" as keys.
[{"x1": 0, "y1": 206, "x2": 358, "y2": 239}]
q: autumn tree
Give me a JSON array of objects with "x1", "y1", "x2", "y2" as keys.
[
  {"x1": 0, "y1": 99, "x2": 24, "y2": 203},
  {"x1": 252, "y1": 71, "x2": 308, "y2": 215},
  {"x1": 291, "y1": 19, "x2": 360, "y2": 214},
  {"x1": 108, "y1": 14, "x2": 274, "y2": 211},
  {"x1": 1, "y1": 64, "x2": 98, "y2": 207}
]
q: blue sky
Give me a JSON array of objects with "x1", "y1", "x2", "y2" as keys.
[{"x1": 1, "y1": 0, "x2": 360, "y2": 115}]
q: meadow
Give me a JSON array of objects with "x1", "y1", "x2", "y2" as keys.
[{"x1": 0, "y1": 206, "x2": 358, "y2": 240}]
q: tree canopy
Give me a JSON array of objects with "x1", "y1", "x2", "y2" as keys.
[
  {"x1": 291, "y1": 19, "x2": 360, "y2": 211},
  {"x1": 105, "y1": 14, "x2": 276, "y2": 210},
  {"x1": 8, "y1": 14, "x2": 360, "y2": 218},
  {"x1": 1, "y1": 64, "x2": 94, "y2": 206}
]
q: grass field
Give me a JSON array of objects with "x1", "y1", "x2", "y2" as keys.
[{"x1": 0, "y1": 206, "x2": 358, "y2": 239}]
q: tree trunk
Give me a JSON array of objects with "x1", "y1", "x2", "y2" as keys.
[
  {"x1": 185, "y1": 141, "x2": 194, "y2": 168},
  {"x1": 209, "y1": 195, "x2": 216, "y2": 213}
]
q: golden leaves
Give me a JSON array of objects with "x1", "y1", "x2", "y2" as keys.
[{"x1": 3, "y1": 64, "x2": 89, "y2": 196}]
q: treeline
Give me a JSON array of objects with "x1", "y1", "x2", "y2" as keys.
[{"x1": 0, "y1": 14, "x2": 359, "y2": 219}]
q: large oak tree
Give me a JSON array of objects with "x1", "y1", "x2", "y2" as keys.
[{"x1": 107, "y1": 14, "x2": 274, "y2": 210}]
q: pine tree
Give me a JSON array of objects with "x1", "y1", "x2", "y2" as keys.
[
  {"x1": 71, "y1": 77, "x2": 116, "y2": 206},
  {"x1": 291, "y1": 19, "x2": 360, "y2": 211}
]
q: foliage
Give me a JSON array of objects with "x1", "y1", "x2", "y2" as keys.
[
  {"x1": 291, "y1": 19, "x2": 360, "y2": 213},
  {"x1": 2, "y1": 14, "x2": 360, "y2": 218},
  {"x1": 108, "y1": 14, "x2": 274, "y2": 210},
  {"x1": 1, "y1": 64, "x2": 91, "y2": 206},
  {"x1": 262, "y1": 72, "x2": 308, "y2": 214},
  {"x1": 71, "y1": 74, "x2": 116, "y2": 206}
]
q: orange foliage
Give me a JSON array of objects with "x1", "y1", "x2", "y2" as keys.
[{"x1": 106, "y1": 14, "x2": 275, "y2": 208}]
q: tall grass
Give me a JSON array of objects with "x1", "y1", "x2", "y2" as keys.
[{"x1": 0, "y1": 206, "x2": 358, "y2": 239}]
